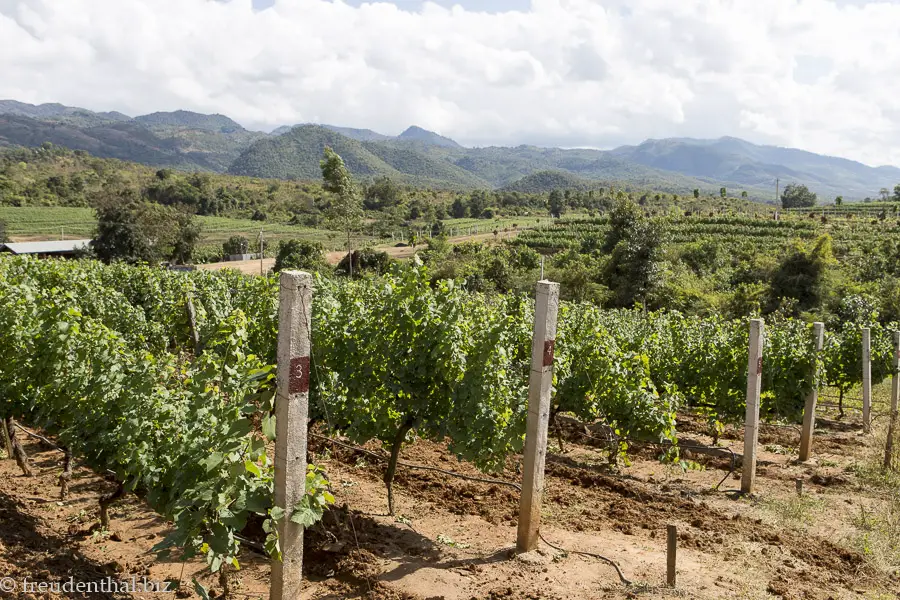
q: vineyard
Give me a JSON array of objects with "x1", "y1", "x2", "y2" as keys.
[
  {"x1": 513, "y1": 213, "x2": 900, "y2": 255},
  {"x1": 1, "y1": 256, "x2": 899, "y2": 599}
]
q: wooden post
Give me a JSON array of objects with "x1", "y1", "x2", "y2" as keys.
[
  {"x1": 258, "y1": 230, "x2": 265, "y2": 277},
  {"x1": 799, "y1": 322, "x2": 825, "y2": 461},
  {"x1": 885, "y1": 331, "x2": 900, "y2": 470},
  {"x1": 742, "y1": 319, "x2": 764, "y2": 494},
  {"x1": 517, "y1": 280, "x2": 560, "y2": 553},
  {"x1": 1, "y1": 414, "x2": 12, "y2": 459},
  {"x1": 863, "y1": 328, "x2": 872, "y2": 432},
  {"x1": 270, "y1": 271, "x2": 313, "y2": 600},
  {"x1": 666, "y1": 525, "x2": 677, "y2": 587}
]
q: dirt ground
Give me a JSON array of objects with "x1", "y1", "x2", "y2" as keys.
[{"x1": 1, "y1": 390, "x2": 899, "y2": 600}]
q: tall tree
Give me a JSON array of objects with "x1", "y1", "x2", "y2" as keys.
[
  {"x1": 450, "y1": 196, "x2": 468, "y2": 218},
  {"x1": 693, "y1": 189, "x2": 700, "y2": 199},
  {"x1": 548, "y1": 190, "x2": 566, "y2": 218},
  {"x1": 602, "y1": 198, "x2": 668, "y2": 308},
  {"x1": 768, "y1": 235, "x2": 834, "y2": 314},
  {"x1": 0, "y1": 219, "x2": 7, "y2": 243},
  {"x1": 835, "y1": 196, "x2": 843, "y2": 206},
  {"x1": 880, "y1": 188, "x2": 891, "y2": 202},
  {"x1": 720, "y1": 187, "x2": 727, "y2": 199},
  {"x1": 893, "y1": 184, "x2": 900, "y2": 202},
  {"x1": 321, "y1": 147, "x2": 363, "y2": 277}
]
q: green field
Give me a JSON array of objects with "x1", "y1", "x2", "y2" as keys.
[
  {"x1": 0, "y1": 207, "x2": 554, "y2": 256},
  {"x1": 0, "y1": 206, "x2": 361, "y2": 251}
]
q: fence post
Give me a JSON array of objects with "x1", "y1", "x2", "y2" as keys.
[
  {"x1": 742, "y1": 319, "x2": 764, "y2": 494},
  {"x1": 270, "y1": 271, "x2": 313, "y2": 600},
  {"x1": 885, "y1": 331, "x2": 900, "y2": 470},
  {"x1": 799, "y1": 322, "x2": 825, "y2": 461},
  {"x1": 666, "y1": 525, "x2": 677, "y2": 587},
  {"x1": 863, "y1": 328, "x2": 872, "y2": 432},
  {"x1": 517, "y1": 280, "x2": 560, "y2": 553}
]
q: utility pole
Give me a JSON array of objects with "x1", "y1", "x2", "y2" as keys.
[
  {"x1": 258, "y1": 229, "x2": 265, "y2": 276},
  {"x1": 776, "y1": 178, "x2": 780, "y2": 204}
]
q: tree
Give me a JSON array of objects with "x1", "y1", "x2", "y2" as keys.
[
  {"x1": 468, "y1": 191, "x2": 488, "y2": 218},
  {"x1": 321, "y1": 148, "x2": 363, "y2": 277},
  {"x1": 0, "y1": 219, "x2": 6, "y2": 243},
  {"x1": 274, "y1": 240, "x2": 328, "y2": 273},
  {"x1": 91, "y1": 196, "x2": 200, "y2": 264},
  {"x1": 780, "y1": 184, "x2": 817, "y2": 209},
  {"x1": 720, "y1": 187, "x2": 727, "y2": 199},
  {"x1": 548, "y1": 190, "x2": 566, "y2": 218},
  {"x1": 768, "y1": 235, "x2": 834, "y2": 314},
  {"x1": 835, "y1": 196, "x2": 843, "y2": 206},
  {"x1": 223, "y1": 235, "x2": 250, "y2": 257},
  {"x1": 602, "y1": 198, "x2": 668, "y2": 308},
  {"x1": 693, "y1": 189, "x2": 700, "y2": 199},
  {"x1": 880, "y1": 188, "x2": 891, "y2": 202},
  {"x1": 336, "y1": 248, "x2": 392, "y2": 276},
  {"x1": 741, "y1": 191, "x2": 748, "y2": 199},
  {"x1": 893, "y1": 184, "x2": 900, "y2": 202},
  {"x1": 364, "y1": 176, "x2": 402, "y2": 210},
  {"x1": 170, "y1": 212, "x2": 201, "y2": 265},
  {"x1": 450, "y1": 196, "x2": 468, "y2": 218}
]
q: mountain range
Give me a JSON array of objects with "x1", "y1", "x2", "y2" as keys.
[{"x1": 2, "y1": 99, "x2": 898, "y2": 201}]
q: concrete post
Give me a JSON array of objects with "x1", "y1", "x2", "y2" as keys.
[
  {"x1": 270, "y1": 271, "x2": 313, "y2": 600},
  {"x1": 741, "y1": 319, "x2": 764, "y2": 494},
  {"x1": 885, "y1": 331, "x2": 900, "y2": 470},
  {"x1": 799, "y1": 322, "x2": 825, "y2": 461},
  {"x1": 517, "y1": 280, "x2": 560, "y2": 553},
  {"x1": 863, "y1": 328, "x2": 872, "y2": 432}
]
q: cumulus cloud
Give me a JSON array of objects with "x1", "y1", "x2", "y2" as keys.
[{"x1": 1, "y1": 0, "x2": 900, "y2": 165}]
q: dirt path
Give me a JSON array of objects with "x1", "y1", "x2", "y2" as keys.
[{"x1": 0, "y1": 406, "x2": 896, "y2": 599}]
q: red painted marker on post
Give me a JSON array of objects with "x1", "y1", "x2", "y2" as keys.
[
  {"x1": 289, "y1": 356, "x2": 310, "y2": 394},
  {"x1": 543, "y1": 340, "x2": 555, "y2": 367}
]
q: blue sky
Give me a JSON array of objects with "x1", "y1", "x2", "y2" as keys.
[{"x1": 4, "y1": 0, "x2": 900, "y2": 166}]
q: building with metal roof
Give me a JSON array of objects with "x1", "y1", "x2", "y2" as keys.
[{"x1": 0, "y1": 239, "x2": 92, "y2": 257}]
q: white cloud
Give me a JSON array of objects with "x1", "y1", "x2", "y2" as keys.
[{"x1": 2, "y1": 0, "x2": 900, "y2": 165}]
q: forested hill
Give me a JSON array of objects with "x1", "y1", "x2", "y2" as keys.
[{"x1": 1, "y1": 99, "x2": 898, "y2": 199}]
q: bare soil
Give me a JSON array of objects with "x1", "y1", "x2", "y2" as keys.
[{"x1": 1, "y1": 404, "x2": 898, "y2": 599}]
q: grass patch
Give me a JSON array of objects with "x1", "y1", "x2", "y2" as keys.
[
  {"x1": 849, "y1": 489, "x2": 900, "y2": 574},
  {"x1": 760, "y1": 494, "x2": 826, "y2": 526}
]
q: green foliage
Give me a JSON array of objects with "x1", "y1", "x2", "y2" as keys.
[
  {"x1": 274, "y1": 239, "x2": 328, "y2": 273},
  {"x1": 364, "y1": 176, "x2": 404, "y2": 210},
  {"x1": 0, "y1": 257, "x2": 332, "y2": 577},
  {"x1": 0, "y1": 218, "x2": 6, "y2": 243},
  {"x1": 92, "y1": 198, "x2": 201, "y2": 265},
  {"x1": 781, "y1": 184, "x2": 818, "y2": 208},
  {"x1": 768, "y1": 235, "x2": 834, "y2": 314},
  {"x1": 602, "y1": 198, "x2": 668, "y2": 307},
  {"x1": 223, "y1": 235, "x2": 250, "y2": 256},
  {"x1": 548, "y1": 190, "x2": 566, "y2": 218},
  {"x1": 321, "y1": 147, "x2": 363, "y2": 238},
  {"x1": 335, "y1": 248, "x2": 392, "y2": 275}
]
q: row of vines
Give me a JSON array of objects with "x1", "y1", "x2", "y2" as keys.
[{"x1": 0, "y1": 255, "x2": 893, "y2": 581}]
